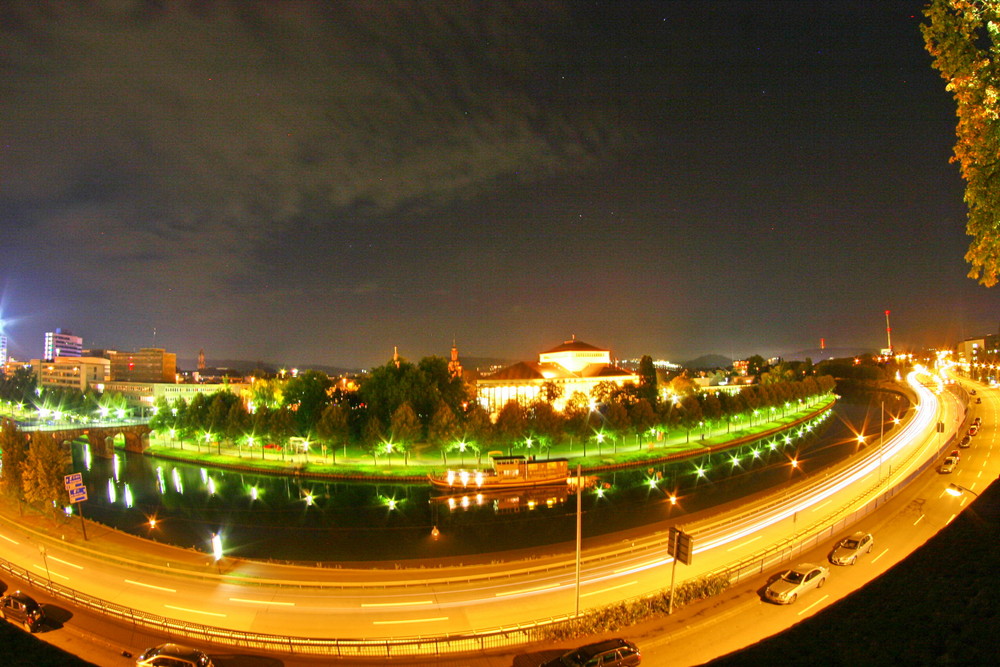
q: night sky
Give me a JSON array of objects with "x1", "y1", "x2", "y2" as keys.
[{"x1": 2, "y1": 1, "x2": 996, "y2": 369}]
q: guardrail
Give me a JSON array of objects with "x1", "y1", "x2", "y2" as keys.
[{"x1": 0, "y1": 390, "x2": 962, "y2": 658}]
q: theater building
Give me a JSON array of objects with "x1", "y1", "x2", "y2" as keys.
[{"x1": 476, "y1": 337, "x2": 635, "y2": 415}]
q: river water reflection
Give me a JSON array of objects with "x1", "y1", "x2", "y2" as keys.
[{"x1": 71, "y1": 390, "x2": 905, "y2": 562}]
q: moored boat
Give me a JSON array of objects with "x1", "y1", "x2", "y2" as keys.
[{"x1": 428, "y1": 454, "x2": 569, "y2": 490}]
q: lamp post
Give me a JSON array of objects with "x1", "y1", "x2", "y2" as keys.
[{"x1": 946, "y1": 483, "x2": 979, "y2": 498}]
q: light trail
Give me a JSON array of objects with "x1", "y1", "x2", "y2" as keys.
[
  {"x1": 581, "y1": 581, "x2": 638, "y2": 598},
  {"x1": 125, "y1": 579, "x2": 176, "y2": 592},
  {"x1": 230, "y1": 597, "x2": 295, "y2": 606},
  {"x1": 0, "y1": 533, "x2": 19, "y2": 545},
  {"x1": 494, "y1": 583, "x2": 560, "y2": 597},
  {"x1": 372, "y1": 617, "x2": 448, "y2": 625},
  {"x1": 691, "y1": 371, "x2": 940, "y2": 554},
  {"x1": 361, "y1": 600, "x2": 433, "y2": 607},
  {"x1": 164, "y1": 604, "x2": 226, "y2": 617},
  {"x1": 49, "y1": 556, "x2": 82, "y2": 570}
]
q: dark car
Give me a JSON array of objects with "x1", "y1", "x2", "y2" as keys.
[
  {"x1": 969, "y1": 425, "x2": 979, "y2": 436},
  {"x1": 976, "y1": 397, "x2": 982, "y2": 404},
  {"x1": 540, "y1": 638, "x2": 641, "y2": 667},
  {"x1": 0, "y1": 590, "x2": 45, "y2": 632},
  {"x1": 136, "y1": 643, "x2": 214, "y2": 667},
  {"x1": 959, "y1": 435, "x2": 971, "y2": 448}
]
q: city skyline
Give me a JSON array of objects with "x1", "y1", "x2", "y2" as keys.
[{"x1": 3, "y1": 1, "x2": 998, "y2": 369}]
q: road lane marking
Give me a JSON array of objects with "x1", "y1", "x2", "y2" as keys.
[
  {"x1": 727, "y1": 535, "x2": 762, "y2": 552},
  {"x1": 49, "y1": 556, "x2": 82, "y2": 570},
  {"x1": 797, "y1": 594, "x2": 828, "y2": 616},
  {"x1": 871, "y1": 548, "x2": 888, "y2": 564},
  {"x1": 230, "y1": 598, "x2": 295, "y2": 606},
  {"x1": 33, "y1": 565, "x2": 69, "y2": 580},
  {"x1": 913, "y1": 514, "x2": 925, "y2": 526},
  {"x1": 947, "y1": 513, "x2": 957, "y2": 525},
  {"x1": 125, "y1": 579, "x2": 176, "y2": 592},
  {"x1": 372, "y1": 617, "x2": 448, "y2": 625},
  {"x1": 164, "y1": 605, "x2": 226, "y2": 618},
  {"x1": 361, "y1": 601, "x2": 433, "y2": 607},
  {"x1": 613, "y1": 558, "x2": 668, "y2": 574},
  {"x1": 0, "y1": 533, "x2": 19, "y2": 545},
  {"x1": 495, "y1": 583, "x2": 561, "y2": 597},
  {"x1": 811, "y1": 500, "x2": 832, "y2": 512},
  {"x1": 581, "y1": 581, "x2": 638, "y2": 598}
]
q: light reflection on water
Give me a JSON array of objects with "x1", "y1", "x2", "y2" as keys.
[{"x1": 71, "y1": 392, "x2": 904, "y2": 562}]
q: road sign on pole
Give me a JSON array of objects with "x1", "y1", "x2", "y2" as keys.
[
  {"x1": 68, "y1": 485, "x2": 88, "y2": 503},
  {"x1": 668, "y1": 526, "x2": 694, "y2": 566},
  {"x1": 63, "y1": 472, "x2": 83, "y2": 489}
]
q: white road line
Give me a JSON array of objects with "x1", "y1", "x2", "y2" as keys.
[
  {"x1": 797, "y1": 594, "x2": 828, "y2": 616},
  {"x1": 372, "y1": 616, "x2": 448, "y2": 625},
  {"x1": 32, "y1": 565, "x2": 69, "y2": 580},
  {"x1": 125, "y1": 579, "x2": 176, "y2": 593},
  {"x1": 811, "y1": 500, "x2": 832, "y2": 512},
  {"x1": 0, "y1": 533, "x2": 19, "y2": 545},
  {"x1": 581, "y1": 581, "x2": 638, "y2": 598},
  {"x1": 871, "y1": 548, "x2": 889, "y2": 564},
  {"x1": 164, "y1": 604, "x2": 226, "y2": 618},
  {"x1": 727, "y1": 535, "x2": 762, "y2": 552},
  {"x1": 361, "y1": 600, "x2": 433, "y2": 607},
  {"x1": 913, "y1": 514, "x2": 925, "y2": 526},
  {"x1": 49, "y1": 556, "x2": 82, "y2": 570},
  {"x1": 495, "y1": 583, "x2": 560, "y2": 598},
  {"x1": 230, "y1": 598, "x2": 295, "y2": 606},
  {"x1": 947, "y1": 513, "x2": 957, "y2": 525}
]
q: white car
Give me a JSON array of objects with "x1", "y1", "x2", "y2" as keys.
[
  {"x1": 939, "y1": 456, "x2": 959, "y2": 474},
  {"x1": 765, "y1": 563, "x2": 829, "y2": 604},
  {"x1": 830, "y1": 531, "x2": 874, "y2": 566}
]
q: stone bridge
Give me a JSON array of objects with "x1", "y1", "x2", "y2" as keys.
[{"x1": 27, "y1": 423, "x2": 152, "y2": 458}]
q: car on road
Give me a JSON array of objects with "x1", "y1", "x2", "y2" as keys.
[
  {"x1": 976, "y1": 397, "x2": 982, "y2": 404},
  {"x1": 135, "y1": 643, "x2": 214, "y2": 667},
  {"x1": 540, "y1": 638, "x2": 641, "y2": 667},
  {"x1": 764, "y1": 563, "x2": 829, "y2": 604},
  {"x1": 974, "y1": 417, "x2": 982, "y2": 426},
  {"x1": 969, "y1": 425, "x2": 979, "y2": 436},
  {"x1": 939, "y1": 456, "x2": 959, "y2": 474},
  {"x1": 830, "y1": 531, "x2": 874, "y2": 566},
  {"x1": 959, "y1": 435, "x2": 972, "y2": 448},
  {"x1": 0, "y1": 590, "x2": 45, "y2": 632}
]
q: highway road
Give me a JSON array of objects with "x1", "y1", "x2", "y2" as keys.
[{"x1": 2, "y1": 368, "x2": 993, "y2": 666}]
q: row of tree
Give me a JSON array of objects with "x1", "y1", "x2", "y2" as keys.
[{"x1": 145, "y1": 354, "x2": 835, "y2": 463}]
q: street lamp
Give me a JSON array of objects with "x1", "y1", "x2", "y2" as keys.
[{"x1": 946, "y1": 483, "x2": 979, "y2": 498}]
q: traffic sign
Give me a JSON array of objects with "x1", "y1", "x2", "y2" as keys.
[
  {"x1": 668, "y1": 526, "x2": 695, "y2": 566},
  {"x1": 68, "y1": 485, "x2": 88, "y2": 504},
  {"x1": 64, "y1": 472, "x2": 83, "y2": 489}
]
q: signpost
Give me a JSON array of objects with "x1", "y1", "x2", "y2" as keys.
[
  {"x1": 667, "y1": 526, "x2": 695, "y2": 614},
  {"x1": 63, "y1": 473, "x2": 88, "y2": 541}
]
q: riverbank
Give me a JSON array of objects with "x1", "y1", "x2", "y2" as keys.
[{"x1": 136, "y1": 396, "x2": 837, "y2": 483}]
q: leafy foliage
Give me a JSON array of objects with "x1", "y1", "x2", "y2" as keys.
[{"x1": 923, "y1": 0, "x2": 1000, "y2": 285}]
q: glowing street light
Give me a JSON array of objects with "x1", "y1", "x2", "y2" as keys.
[
  {"x1": 946, "y1": 483, "x2": 979, "y2": 498},
  {"x1": 211, "y1": 533, "x2": 223, "y2": 561}
]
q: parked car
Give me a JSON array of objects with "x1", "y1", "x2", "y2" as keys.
[
  {"x1": 136, "y1": 643, "x2": 214, "y2": 667},
  {"x1": 974, "y1": 417, "x2": 982, "y2": 426},
  {"x1": 765, "y1": 563, "x2": 829, "y2": 604},
  {"x1": 939, "y1": 456, "x2": 959, "y2": 474},
  {"x1": 830, "y1": 531, "x2": 874, "y2": 566},
  {"x1": 0, "y1": 590, "x2": 45, "y2": 632},
  {"x1": 976, "y1": 397, "x2": 982, "y2": 404},
  {"x1": 969, "y1": 425, "x2": 979, "y2": 436},
  {"x1": 540, "y1": 638, "x2": 641, "y2": 667},
  {"x1": 959, "y1": 435, "x2": 972, "y2": 448}
]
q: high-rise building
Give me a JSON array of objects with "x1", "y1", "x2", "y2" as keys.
[
  {"x1": 44, "y1": 328, "x2": 83, "y2": 361},
  {"x1": 0, "y1": 334, "x2": 7, "y2": 368},
  {"x1": 110, "y1": 348, "x2": 177, "y2": 383}
]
